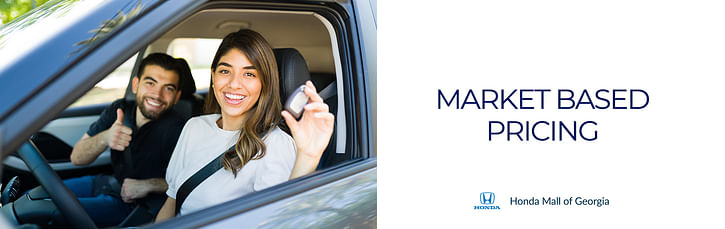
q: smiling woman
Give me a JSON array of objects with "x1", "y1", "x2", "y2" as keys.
[
  {"x1": 156, "y1": 29, "x2": 334, "y2": 220},
  {"x1": 211, "y1": 49, "x2": 267, "y2": 132},
  {"x1": 207, "y1": 30, "x2": 282, "y2": 175}
]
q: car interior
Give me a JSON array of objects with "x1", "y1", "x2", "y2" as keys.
[{"x1": 1, "y1": 7, "x2": 354, "y2": 228}]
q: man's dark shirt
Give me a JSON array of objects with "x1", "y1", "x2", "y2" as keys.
[{"x1": 87, "y1": 99, "x2": 186, "y2": 182}]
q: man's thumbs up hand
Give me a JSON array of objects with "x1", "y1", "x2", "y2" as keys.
[
  {"x1": 116, "y1": 108, "x2": 124, "y2": 125},
  {"x1": 106, "y1": 108, "x2": 133, "y2": 151}
]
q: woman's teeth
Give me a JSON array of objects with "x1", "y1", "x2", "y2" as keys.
[{"x1": 225, "y1": 93, "x2": 245, "y2": 100}]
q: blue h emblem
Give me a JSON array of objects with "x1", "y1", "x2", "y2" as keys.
[{"x1": 480, "y1": 192, "x2": 495, "y2": 205}]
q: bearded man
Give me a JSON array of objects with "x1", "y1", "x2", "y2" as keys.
[{"x1": 68, "y1": 53, "x2": 190, "y2": 227}]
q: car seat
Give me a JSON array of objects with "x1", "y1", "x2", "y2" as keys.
[
  {"x1": 273, "y1": 48, "x2": 341, "y2": 170},
  {"x1": 274, "y1": 48, "x2": 312, "y2": 107},
  {"x1": 173, "y1": 58, "x2": 204, "y2": 118}
]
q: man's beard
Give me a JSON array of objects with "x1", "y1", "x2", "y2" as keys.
[{"x1": 137, "y1": 95, "x2": 171, "y2": 120}]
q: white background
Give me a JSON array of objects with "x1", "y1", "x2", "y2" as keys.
[{"x1": 378, "y1": 0, "x2": 725, "y2": 228}]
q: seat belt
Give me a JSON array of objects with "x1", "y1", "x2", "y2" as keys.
[
  {"x1": 175, "y1": 128, "x2": 273, "y2": 215},
  {"x1": 174, "y1": 82, "x2": 336, "y2": 215},
  {"x1": 174, "y1": 146, "x2": 228, "y2": 215},
  {"x1": 121, "y1": 101, "x2": 136, "y2": 181},
  {"x1": 317, "y1": 81, "x2": 336, "y2": 101}
]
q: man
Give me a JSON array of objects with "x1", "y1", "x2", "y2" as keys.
[{"x1": 68, "y1": 53, "x2": 190, "y2": 227}]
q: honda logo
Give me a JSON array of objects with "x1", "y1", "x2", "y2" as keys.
[{"x1": 480, "y1": 192, "x2": 495, "y2": 205}]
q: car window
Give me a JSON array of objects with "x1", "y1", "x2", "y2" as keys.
[
  {"x1": 0, "y1": 0, "x2": 161, "y2": 116},
  {"x1": 167, "y1": 38, "x2": 222, "y2": 90},
  {"x1": 0, "y1": 2, "x2": 372, "y2": 228},
  {"x1": 69, "y1": 53, "x2": 138, "y2": 108}
]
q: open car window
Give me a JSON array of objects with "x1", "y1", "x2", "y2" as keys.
[
  {"x1": 155, "y1": 8, "x2": 349, "y2": 164},
  {"x1": 167, "y1": 38, "x2": 220, "y2": 90},
  {"x1": 70, "y1": 54, "x2": 138, "y2": 108},
  {"x1": 0, "y1": 1, "x2": 374, "y2": 228}
]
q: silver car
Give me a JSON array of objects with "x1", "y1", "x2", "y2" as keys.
[{"x1": 0, "y1": 0, "x2": 376, "y2": 228}]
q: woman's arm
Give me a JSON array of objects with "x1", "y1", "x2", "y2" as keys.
[
  {"x1": 155, "y1": 196, "x2": 176, "y2": 223},
  {"x1": 282, "y1": 81, "x2": 335, "y2": 179}
]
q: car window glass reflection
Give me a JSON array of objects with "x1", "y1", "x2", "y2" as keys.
[{"x1": 0, "y1": 0, "x2": 108, "y2": 70}]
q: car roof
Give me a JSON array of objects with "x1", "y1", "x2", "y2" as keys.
[
  {"x1": 0, "y1": 0, "x2": 164, "y2": 122},
  {"x1": 157, "y1": 9, "x2": 334, "y2": 74}
]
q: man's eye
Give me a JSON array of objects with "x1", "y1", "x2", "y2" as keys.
[
  {"x1": 145, "y1": 81, "x2": 154, "y2": 86},
  {"x1": 165, "y1": 86, "x2": 175, "y2": 92}
]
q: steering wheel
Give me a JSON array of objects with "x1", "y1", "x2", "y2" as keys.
[{"x1": 14, "y1": 140, "x2": 97, "y2": 229}]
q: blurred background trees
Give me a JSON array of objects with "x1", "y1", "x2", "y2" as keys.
[{"x1": 1, "y1": 0, "x2": 52, "y2": 24}]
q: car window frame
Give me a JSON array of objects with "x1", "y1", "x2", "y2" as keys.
[
  {"x1": 136, "y1": 1, "x2": 375, "y2": 226},
  {"x1": 0, "y1": 0, "x2": 200, "y2": 155},
  {"x1": 0, "y1": 0, "x2": 374, "y2": 227},
  {"x1": 0, "y1": 0, "x2": 164, "y2": 124}
]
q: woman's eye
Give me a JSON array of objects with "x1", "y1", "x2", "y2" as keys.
[
  {"x1": 219, "y1": 69, "x2": 230, "y2": 74},
  {"x1": 244, "y1": 72, "x2": 256, "y2": 77}
]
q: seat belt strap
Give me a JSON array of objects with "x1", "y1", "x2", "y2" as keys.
[
  {"x1": 317, "y1": 81, "x2": 336, "y2": 100},
  {"x1": 174, "y1": 128, "x2": 273, "y2": 215},
  {"x1": 174, "y1": 146, "x2": 228, "y2": 215}
]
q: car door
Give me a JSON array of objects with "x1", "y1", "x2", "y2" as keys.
[
  {"x1": 148, "y1": 1, "x2": 377, "y2": 227},
  {"x1": 0, "y1": 0, "x2": 167, "y2": 196},
  {"x1": 2, "y1": 53, "x2": 144, "y2": 192},
  {"x1": 0, "y1": 0, "x2": 375, "y2": 227}
]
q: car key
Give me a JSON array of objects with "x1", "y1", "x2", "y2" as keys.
[{"x1": 284, "y1": 85, "x2": 310, "y2": 120}]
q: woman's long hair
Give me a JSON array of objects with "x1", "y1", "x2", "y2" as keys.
[{"x1": 204, "y1": 29, "x2": 282, "y2": 176}]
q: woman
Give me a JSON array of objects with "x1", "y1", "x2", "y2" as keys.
[{"x1": 155, "y1": 29, "x2": 334, "y2": 221}]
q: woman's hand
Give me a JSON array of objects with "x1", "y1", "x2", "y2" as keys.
[
  {"x1": 282, "y1": 81, "x2": 335, "y2": 179},
  {"x1": 155, "y1": 196, "x2": 176, "y2": 223}
]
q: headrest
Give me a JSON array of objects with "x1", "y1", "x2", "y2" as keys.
[
  {"x1": 176, "y1": 58, "x2": 197, "y2": 100},
  {"x1": 274, "y1": 48, "x2": 310, "y2": 105}
]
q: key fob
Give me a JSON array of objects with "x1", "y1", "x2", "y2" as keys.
[{"x1": 284, "y1": 85, "x2": 309, "y2": 120}]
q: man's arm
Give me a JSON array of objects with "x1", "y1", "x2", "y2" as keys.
[
  {"x1": 70, "y1": 108, "x2": 132, "y2": 165},
  {"x1": 70, "y1": 133, "x2": 107, "y2": 165},
  {"x1": 155, "y1": 196, "x2": 176, "y2": 222},
  {"x1": 121, "y1": 178, "x2": 168, "y2": 203}
]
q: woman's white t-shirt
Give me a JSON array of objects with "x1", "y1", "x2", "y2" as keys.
[{"x1": 165, "y1": 114, "x2": 296, "y2": 215}]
